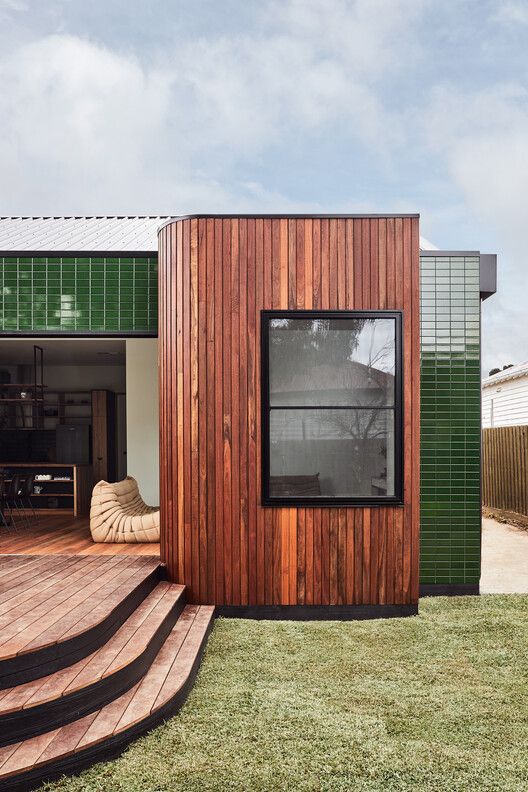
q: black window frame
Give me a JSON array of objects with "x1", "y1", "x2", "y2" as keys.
[{"x1": 261, "y1": 309, "x2": 404, "y2": 507}]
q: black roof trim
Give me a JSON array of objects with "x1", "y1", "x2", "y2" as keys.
[
  {"x1": 0, "y1": 251, "x2": 157, "y2": 258},
  {"x1": 420, "y1": 249, "x2": 480, "y2": 256},
  {"x1": 158, "y1": 213, "x2": 420, "y2": 232},
  {"x1": 0, "y1": 332, "x2": 157, "y2": 338}
]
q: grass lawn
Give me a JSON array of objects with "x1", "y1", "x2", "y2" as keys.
[{"x1": 43, "y1": 595, "x2": 528, "y2": 792}]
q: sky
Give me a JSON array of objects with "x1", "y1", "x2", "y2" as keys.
[{"x1": 0, "y1": 0, "x2": 527, "y2": 374}]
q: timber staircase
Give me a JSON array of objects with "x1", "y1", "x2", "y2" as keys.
[{"x1": 0, "y1": 555, "x2": 214, "y2": 791}]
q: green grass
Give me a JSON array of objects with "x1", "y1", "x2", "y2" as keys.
[{"x1": 43, "y1": 596, "x2": 528, "y2": 792}]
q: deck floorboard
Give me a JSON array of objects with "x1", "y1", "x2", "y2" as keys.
[
  {"x1": 0, "y1": 583, "x2": 184, "y2": 718},
  {"x1": 0, "y1": 549, "x2": 213, "y2": 790},
  {"x1": 0, "y1": 555, "x2": 161, "y2": 665},
  {"x1": 0, "y1": 515, "x2": 160, "y2": 557}
]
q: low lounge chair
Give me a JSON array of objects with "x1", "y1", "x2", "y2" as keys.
[{"x1": 90, "y1": 476, "x2": 160, "y2": 543}]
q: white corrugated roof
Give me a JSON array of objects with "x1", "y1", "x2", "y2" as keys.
[
  {"x1": 482, "y1": 361, "x2": 528, "y2": 388},
  {"x1": 419, "y1": 236, "x2": 437, "y2": 251},
  {"x1": 0, "y1": 216, "x2": 436, "y2": 253},
  {"x1": 0, "y1": 216, "x2": 168, "y2": 252}
]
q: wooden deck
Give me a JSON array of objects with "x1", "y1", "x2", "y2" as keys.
[
  {"x1": 0, "y1": 606, "x2": 213, "y2": 790},
  {"x1": 0, "y1": 515, "x2": 160, "y2": 556},
  {"x1": 0, "y1": 556, "x2": 160, "y2": 672},
  {"x1": 0, "y1": 554, "x2": 214, "y2": 790}
]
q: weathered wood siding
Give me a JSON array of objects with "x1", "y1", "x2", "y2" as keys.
[
  {"x1": 483, "y1": 425, "x2": 528, "y2": 516},
  {"x1": 158, "y1": 216, "x2": 420, "y2": 606}
]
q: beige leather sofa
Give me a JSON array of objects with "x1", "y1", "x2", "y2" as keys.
[{"x1": 90, "y1": 476, "x2": 160, "y2": 543}]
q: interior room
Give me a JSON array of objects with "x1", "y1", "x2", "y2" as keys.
[{"x1": 0, "y1": 337, "x2": 160, "y2": 555}]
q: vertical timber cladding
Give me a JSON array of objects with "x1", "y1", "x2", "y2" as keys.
[{"x1": 158, "y1": 216, "x2": 420, "y2": 606}]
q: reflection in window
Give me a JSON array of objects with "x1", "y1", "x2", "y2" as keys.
[{"x1": 263, "y1": 313, "x2": 401, "y2": 503}]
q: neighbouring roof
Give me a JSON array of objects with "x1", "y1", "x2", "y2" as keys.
[
  {"x1": 482, "y1": 361, "x2": 528, "y2": 388},
  {"x1": 0, "y1": 216, "x2": 436, "y2": 254},
  {"x1": 271, "y1": 363, "x2": 393, "y2": 411}
]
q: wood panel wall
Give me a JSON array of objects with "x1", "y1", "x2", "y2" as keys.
[
  {"x1": 91, "y1": 390, "x2": 116, "y2": 485},
  {"x1": 158, "y1": 216, "x2": 420, "y2": 607},
  {"x1": 483, "y1": 425, "x2": 528, "y2": 517}
]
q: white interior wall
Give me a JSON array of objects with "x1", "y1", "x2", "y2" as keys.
[
  {"x1": 125, "y1": 339, "x2": 159, "y2": 505},
  {"x1": 28, "y1": 365, "x2": 125, "y2": 392}
]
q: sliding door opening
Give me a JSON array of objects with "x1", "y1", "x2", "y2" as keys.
[{"x1": 0, "y1": 337, "x2": 159, "y2": 556}]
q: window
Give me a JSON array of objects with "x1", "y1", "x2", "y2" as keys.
[{"x1": 261, "y1": 311, "x2": 402, "y2": 506}]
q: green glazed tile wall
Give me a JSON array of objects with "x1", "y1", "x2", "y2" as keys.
[
  {"x1": 420, "y1": 254, "x2": 481, "y2": 585},
  {"x1": 0, "y1": 256, "x2": 157, "y2": 334}
]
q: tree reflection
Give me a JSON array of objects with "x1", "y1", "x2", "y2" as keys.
[{"x1": 270, "y1": 317, "x2": 395, "y2": 405}]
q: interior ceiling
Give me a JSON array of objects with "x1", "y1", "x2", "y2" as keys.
[{"x1": 0, "y1": 339, "x2": 126, "y2": 366}]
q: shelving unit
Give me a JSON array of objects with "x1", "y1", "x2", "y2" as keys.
[
  {"x1": 0, "y1": 346, "x2": 92, "y2": 432},
  {"x1": 0, "y1": 463, "x2": 92, "y2": 516},
  {"x1": 42, "y1": 389, "x2": 92, "y2": 427},
  {"x1": 0, "y1": 345, "x2": 45, "y2": 429},
  {"x1": 1, "y1": 389, "x2": 93, "y2": 430}
]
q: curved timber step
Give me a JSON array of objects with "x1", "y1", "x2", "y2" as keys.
[
  {"x1": 0, "y1": 582, "x2": 186, "y2": 746},
  {"x1": 0, "y1": 556, "x2": 162, "y2": 689},
  {"x1": 0, "y1": 605, "x2": 214, "y2": 792}
]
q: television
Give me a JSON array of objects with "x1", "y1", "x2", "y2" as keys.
[{"x1": 0, "y1": 429, "x2": 55, "y2": 462}]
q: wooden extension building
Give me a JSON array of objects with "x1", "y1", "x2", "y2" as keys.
[{"x1": 158, "y1": 215, "x2": 420, "y2": 616}]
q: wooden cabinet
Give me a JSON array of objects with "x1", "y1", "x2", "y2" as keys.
[
  {"x1": 91, "y1": 390, "x2": 116, "y2": 484},
  {"x1": 0, "y1": 463, "x2": 92, "y2": 516}
]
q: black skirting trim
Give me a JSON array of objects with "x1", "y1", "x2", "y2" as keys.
[
  {"x1": 215, "y1": 604, "x2": 418, "y2": 620},
  {"x1": 420, "y1": 583, "x2": 480, "y2": 597},
  {"x1": 0, "y1": 615, "x2": 214, "y2": 792}
]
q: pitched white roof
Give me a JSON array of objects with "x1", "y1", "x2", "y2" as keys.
[
  {"x1": 0, "y1": 216, "x2": 168, "y2": 252},
  {"x1": 0, "y1": 216, "x2": 436, "y2": 254},
  {"x1": 482, "y1": 361, "x2": 528, "y2": 387}
]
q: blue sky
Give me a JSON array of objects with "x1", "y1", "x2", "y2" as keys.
[{"x1": 0, "y1": 0, "x2": 527, "y2": 372}]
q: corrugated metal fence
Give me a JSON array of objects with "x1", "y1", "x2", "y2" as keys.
[{"x1": 482, "y1": 425, "x2": 528, "y2": 516}]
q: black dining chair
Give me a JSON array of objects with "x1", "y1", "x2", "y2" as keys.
[
  {"x1": 4, "y1": 473, "x2": 23, "y2": 529},
  {"x1": 19, "y1": 473, "x2": 37, "y2": 524},
  {"x1": 0, "y1": 471, "x2": 9, "y2": 529}
]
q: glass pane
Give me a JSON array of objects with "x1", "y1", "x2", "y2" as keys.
[
  {"x1": 269, "y1": 317, "x2": 395, "y2": 407},
  {"x1": 269, "y1": 408, "x2": 395, "y2": 498}
]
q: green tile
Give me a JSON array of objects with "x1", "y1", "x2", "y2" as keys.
[
  {"x1": 420, "y1": 253, "x2": 481, "y2": 586},
  {"x1": 0, "y1": 255, "x2": 158, "y2": 334}
]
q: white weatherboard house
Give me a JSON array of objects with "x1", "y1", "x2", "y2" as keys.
[{"x1": 482, "y1": 362, "x2": 528, "y2": 428}]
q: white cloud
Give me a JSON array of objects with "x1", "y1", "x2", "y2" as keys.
[
  {"x1": 266, "y1": 0, "x2": 425, "y2": 79},
  {"x1": 424, "y1": 82, "x2": 528, "y2": 371},
  {"x1": 0, "y1": 0, "x2": 523, "y2": 372},
  {"x1": 172, "y1": 0, "x2": 426, "y2": 154},
  {"x1": 0, "y1": 0, "x2": 27, "y2": 12},
  {"x1": 0, "y1": 0, "x2": 429, "y2": 214},
  {"x1": 0, "y1": 34, "x2": 177, "y2": 212},
  {"x1": 425, "y1": 84, "x2": 528, "y2": 248},
  {"x1": 491, "y1": 1, "x2": 528, "y2": 26}
]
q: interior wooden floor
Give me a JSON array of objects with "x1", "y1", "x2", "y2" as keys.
[{"x1": 0, "y1": 514, "x2": 160, "y2": 556}]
